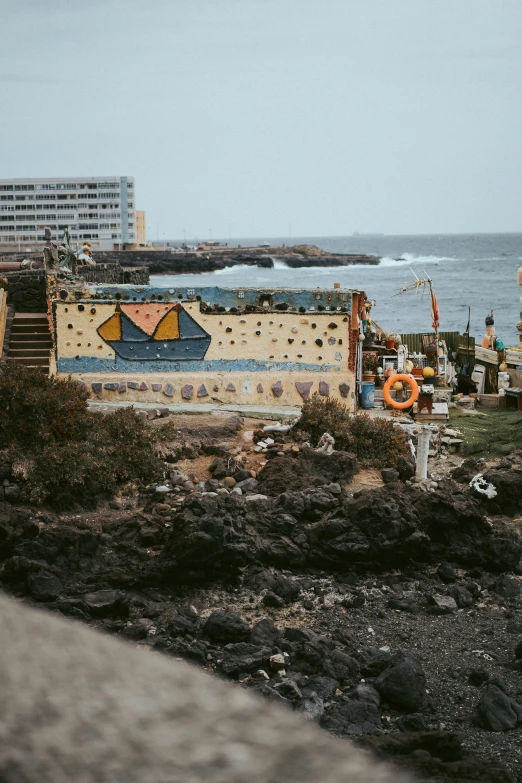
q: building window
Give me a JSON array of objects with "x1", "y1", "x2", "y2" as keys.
[
  {"x1": 0, "y1": 195, "x2": 14, "y2": 201},
  {"x1": 14, "y1": 185, "x2": 34, "y2": 191},
  {"x1": 98, "y1": 182, "x2": 119, "y2": 189},
  {"x1": 35, "y1": 194, "x2": 56, "y2": 200},
  {"x1": 0, "y1": 185, "x2": 14, "y2": 191}
]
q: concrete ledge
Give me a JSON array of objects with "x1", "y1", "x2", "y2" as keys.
[{"x1": 87, "y1": 399, "x2": 302, "y2": 420}]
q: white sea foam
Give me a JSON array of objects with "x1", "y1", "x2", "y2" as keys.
[
  {"x1": 271, "y1": 258, "x2": 289, "y2": 269},
  {"x1": 378, "y1": 253, "x2": 456, "y2": 267},
  {"x1": 212, "y1": 264, "x2": 254, "y2": 275}
]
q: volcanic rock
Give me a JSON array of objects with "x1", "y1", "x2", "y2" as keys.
[
  {"x1": 204, "y1": 609, "x2": 251, "y2": 643},
  {"x1": 475, "y1": 683, "x2": 522, "y2": 731},
  {"x1": 373, "y1": 652, "x2": 426, "y2": 712}
]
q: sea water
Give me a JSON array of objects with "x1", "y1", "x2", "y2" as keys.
[{"x1": 152, "y1": 233, "x2": 522, "y2": 345}]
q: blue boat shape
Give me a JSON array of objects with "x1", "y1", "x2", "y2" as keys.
[{"x1": 97, "y1": 303, "x2": 211, "y2": 361}]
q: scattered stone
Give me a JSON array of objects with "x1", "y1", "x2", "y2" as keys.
[
  {"x1": 381, "y1": 468, "x2": 399, "y2": 484},
  {"x1": 262, "y1": 591, "x2": 285, "y2": 608},
  {"x1": 204, "y1": 609, "x2": 251, "y2": 643},
  {"x1": 437, "y1": 563, "x2": 457, "y2": 583},
  {"x1": 475, "y1": 683, "x2": 522, "y2": 731},
  {"x1": 27, "y1": 571, "x2": 63, "y2": 602},
  {"x1": 428, "y1": 594, "x2": 458, "y2": 614},
  {"x1": 83, "y1": 590, "x2": 129, "y2": 619},
  {"x1": 374, "y1": 652, "x2": 426, "y2": 712}
]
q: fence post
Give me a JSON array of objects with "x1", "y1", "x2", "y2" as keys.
[{"x1": 415, "y1": 428, "x2": 430, "y2": 481}]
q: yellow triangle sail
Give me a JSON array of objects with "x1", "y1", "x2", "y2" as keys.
[
  {"x1": 154, "y1": 308, "x2": 180, "y2": 340},
  {"x1": 98, "y1": 312, "x2": 122, "y2": 341}
]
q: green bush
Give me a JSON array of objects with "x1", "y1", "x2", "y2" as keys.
[
  {"x1": 2, "y1": 367, "x2": 164, "y2": 509},
  {"x1": 294, "y1": 394, "x2": 410, "y2": 468}
]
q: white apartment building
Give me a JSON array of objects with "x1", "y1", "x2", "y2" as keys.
[{"x1": 0, "y1": 176, "x2": 136, "y2": 251}]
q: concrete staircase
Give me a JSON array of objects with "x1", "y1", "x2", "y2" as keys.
[{"x1": 7, "y1": 313, "x2": 51, "y2": 374}]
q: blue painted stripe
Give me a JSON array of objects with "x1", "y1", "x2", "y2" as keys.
[
  {"x1": 57, "y1": 357, "x2": 342, "y2": 374},
  {"x1": 80, "y1": 284, "x2": 353, "y2": 313}
]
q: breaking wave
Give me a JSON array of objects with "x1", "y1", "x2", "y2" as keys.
[
  {"x1": 378, "y1": 253, "x2": 457, "y2": 267},
  {"x1": 212, "y1": 264, "x2": 254, "y2": 275}
]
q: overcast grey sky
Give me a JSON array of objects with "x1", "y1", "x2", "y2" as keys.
[{"x1": 1, "y1": 0, "x2": 521, "y2": 238}]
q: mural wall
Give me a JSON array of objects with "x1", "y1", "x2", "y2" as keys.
[{"x1": 51, "y1": 284, "x2": 361, "y2": 408}]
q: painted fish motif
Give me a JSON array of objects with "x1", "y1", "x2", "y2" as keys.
[{"x1": 97, "y1": 303, "x2": 211, "y2": 361}]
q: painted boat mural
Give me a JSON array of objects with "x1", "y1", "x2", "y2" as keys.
[{"x1": 97, "y1": 303, "x2": 211, "y2": 361}]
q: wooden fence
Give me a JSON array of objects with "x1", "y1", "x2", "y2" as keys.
[{"x1": 400, "y1": 331, "x2": 475, "y2": 356}]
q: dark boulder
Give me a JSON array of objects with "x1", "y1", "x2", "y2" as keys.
[
  {"x1": 475, "y1": 683, "x2": 522, "y2": 731},
  {"x1": 218, "y1": 643, "x2": 272, "y2": 677},
  {"x1": 83, "y1": 590, "x2": 129, "y2": 619},
  {"x1": 204, "y1": 609, "x2": 251, "y2": 643},
  {"x1": 321, "y1": 699, "x2": 382, "y2": 736},
  {"x1": 395, "y1": 713, "x2": 428, "y2": 732},
  {"x1": 26, "y1": 570, "x2": 63, "y2": 602},
  {"x1": 374, "y1": 652, "x2": 426, "y2": 712},
  {"x1": 271, "y1": 575, "x2": 300, "y2": 603},
  {"x1": 250, "y1": 618, "x2": 281, "y2": 647}
]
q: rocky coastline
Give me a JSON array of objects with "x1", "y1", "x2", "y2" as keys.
[
  {"x1": 1, "y1": 400, "x2": 522, "y2": 782},
  {"x1": 96, "y1": 244, "x2": 381, "y2": 275}
]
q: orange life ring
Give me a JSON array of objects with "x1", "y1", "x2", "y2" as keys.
[{"x1": 382, "y1": 373, "x2": 419, "y2": 410}]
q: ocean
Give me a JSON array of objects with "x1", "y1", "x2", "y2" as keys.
[{"x1": 152, "y1": 233, "x2": 522, "y2": 345}]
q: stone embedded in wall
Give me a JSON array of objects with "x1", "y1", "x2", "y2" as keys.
[
  {"x1": 197, "y1": 384, "x2": 208, "y2": 398},
  {"x1": 128, "y1": 382, "x2": 139, "y2": 390},
  {"x1": 104, "y1": 382, "x2": 119, "y2": 391},
  {"x1": 319, "y1": 381, "x2": 330, "y2": 396},
  {"x1": 163, "y1": 383, "x2": 175, "y2": 397},
  {"x1": 257, "y1": 383, "x2": 264, "y2": 393},
  {"x1": 139, "y1": 382, "x2": 148, "y2": 391},
  {"x1": 76, "y1": 380, "x2": 87, "y2": 390},
  {"x1": 92, "y1": 382, "x2": 102, "y2": 394},
  {"x1": 226, "y1": 383, "x2": 236, "y2": 392},
  {"x1": 152, "y1": 383, "x2": 163, "y2": 392},
  {"x1": 315, "y1": 339, "x2": 323, "y2": 347},
  {"x1": 182, "y1": 384, "x2": 194, "y2": 400},
  {"x1": 339, "y1": 383, "x2": 350, "y2": 398},
  {"x1": 295, "y1": 381, "x2": 313, "y2": 400},
  {"x1": 119, "y1": 382, "x2": 127, "y2": 394},
  {"x1": 272, "y1": 381, "x2": 283, "y2": 398}
]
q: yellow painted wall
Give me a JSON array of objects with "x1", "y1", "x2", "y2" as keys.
[{"x1": 54, "y1": 302, "x2": 348, "y2": 367}]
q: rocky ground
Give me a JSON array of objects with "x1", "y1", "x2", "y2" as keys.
[{"x1": 1, "y1": 412, "x2": 522, "y2": 782}]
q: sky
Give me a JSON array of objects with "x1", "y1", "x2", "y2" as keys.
[{"x1": 1, "y1": 0, "x2": 521, "y2": 239}]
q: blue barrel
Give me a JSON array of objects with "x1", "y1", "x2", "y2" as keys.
[{"x1": 360, "y1": 381, "x2": 375, "y2": 409}]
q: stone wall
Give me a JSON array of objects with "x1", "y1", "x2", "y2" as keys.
[
  {"x1": 4, "y1": 270, "x2": 47, "y2": 313},
  {"x1": 51, "y1": 283, "x2": 362, "y2": 409},
  {"x1": 76, "y1": 264, "x2": 149, "y2": 286}
]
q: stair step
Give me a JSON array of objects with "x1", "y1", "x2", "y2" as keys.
[
  {"x1": 7, "y1": 356, "x2": 50, "y2": 367},
  {"x1": 13, "y1": 313, "x2": 48, "y2": 320},
  {"x1": 9, "y1": 348, "x2": 50, "y2": 357},
  {"x1": 9, "y1": 335, "x2": 52, "y2": 345},
  {"x1": 10, "y1": 324, "x2": 50, "y2": 334}
]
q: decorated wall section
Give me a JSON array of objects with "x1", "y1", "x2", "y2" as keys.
[{"x1": 51, "y1": 284, "x2": 361, "y2": 408}]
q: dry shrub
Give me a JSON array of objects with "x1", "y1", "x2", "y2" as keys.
[
  {"x1": 294, "y1": 394, "x2": 410, "y2": 468},
  {"x1": 1, "y1": 366, "x2": 164, "y2": 509}
]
